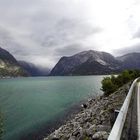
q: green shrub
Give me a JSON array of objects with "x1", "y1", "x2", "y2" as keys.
[
  {"x1": 121, "y1": 70, "x2": 131, "y2": 84},
  {"x1": 101, "y1": 77, "x2": 118, "y2": 96},
  {"x1": 101, "y1": 70, "x2": 140, "y2": 96}
]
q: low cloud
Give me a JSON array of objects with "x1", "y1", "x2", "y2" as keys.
[{"x1": 113, "y1": 43, "x2": 140, "y2": 56}]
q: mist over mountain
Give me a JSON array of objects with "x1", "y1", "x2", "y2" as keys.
[
  {"x1": 18, "y1": 61, "x2": 50, "y2": 76},
  {"x1": 0, "y1": 47, "x2": 51, "y2": 77}
]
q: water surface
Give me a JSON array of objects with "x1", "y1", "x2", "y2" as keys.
[{"x1": 0, "y1": 76, "x2": 104, "y2": 140}]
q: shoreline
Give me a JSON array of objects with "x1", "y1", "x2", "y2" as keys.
[
  {"x1": 19, "y1": 82, "x2": 131, "y2": 140},
  {"x1": 20, "y1": 99, "x2": 88, "y2": 140},
  {"x1": 44, "y1": 82, "x2": 131, "y2": 140}
]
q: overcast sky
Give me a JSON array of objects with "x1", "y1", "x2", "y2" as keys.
[{"x1": 0, "y1": 0, "x2": 140, "y2": 68}]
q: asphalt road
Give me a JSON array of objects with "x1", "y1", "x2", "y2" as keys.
[
  {"x1": 121, "y1": 83, "x2": 138, "y2": 140},
  {"x1": 108, "y1": 80, "x2": 140, "y2": 140}
]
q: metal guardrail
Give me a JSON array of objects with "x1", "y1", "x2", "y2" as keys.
[
  {"x1": 108, "y1": 78, "x2": 139, "y2": 140},
  {"x1": 137, "y1": 82, "x2": 140, "y2": 140}
]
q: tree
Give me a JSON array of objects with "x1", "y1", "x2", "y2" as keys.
[
  {"x1": 121, "y1": 70, "x2": 131, "y2": 84},
  {"x1": 101, "y1": 77, "x2": 118, "y2": 96},
  {"x1": 101, "y1": 70, "x2": 140, "y2": 96}
]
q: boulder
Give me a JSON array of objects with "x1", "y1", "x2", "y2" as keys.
[{"x1": 92, "y1": 131, "x2": 108, "y2": 140}]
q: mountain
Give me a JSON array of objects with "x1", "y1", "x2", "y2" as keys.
[
  {"x1": 117, "y1": 52, "x2": 140, "y2": 70},
  {"x1": 50, "y1": 50, "x2": 140, "y2": 76},
  {"x1": 18, "y1": 61, "x2": 50, "y2": 76},
  {"x1": 0, "y1": 47, "x2": 28, "y2": 77},
  {"x1": 1, "y1": 47, "x2": 140, "y2": 77},
  {"x1": 50, "y1": 50, "x2": 121, "y2": 76}
]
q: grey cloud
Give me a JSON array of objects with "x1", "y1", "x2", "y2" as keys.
[
  {"x1": 54, "y1": 44, "x2": 85, "y2": 57},
  {"x1": 113, "y1": 43, "x2": 140, "y2": 56},
  {"x1": 0, "y1": 27, "x2": 24, "y2": 53},
  {"x1": 0, "y1": 0, "x2": 108, "y2": 68},
  {"x1": 133, "y1": 28, "x2": 140, "y2": 38},
  {"x1": 31, "y1": 18, "x2": 101, "y2": 48}
]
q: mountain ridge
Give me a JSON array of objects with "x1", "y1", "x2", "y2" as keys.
[
  {"x1": 50, "y1": 50, "x2": 140, "y2": 76},
  {"x1": 116, "y1": 52, "x2": 140, "y2": 70},
  {"x1": 1, "y1": 47, "x2": 140, "y2": 77}
]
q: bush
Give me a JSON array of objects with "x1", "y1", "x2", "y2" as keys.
[
  {"x1": 101, "y1": 77, "x2": 118, "y2": 96},
  {"x1": 101, "y1": 70, "x2": 140, "y2": 96}
]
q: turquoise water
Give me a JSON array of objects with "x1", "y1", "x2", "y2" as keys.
[{"x1": 0, "y1": 76, "x2": 104, "y2": 140}]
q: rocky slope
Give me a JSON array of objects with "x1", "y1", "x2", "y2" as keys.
[
  {"x1": 50, "y1": 50, "x2": 121, "y2": 76},
  {"x1": 0, "y1": 47, "x2": 28, "y2": 77},
  {"x1": 44, "y1": 82, "x2": 131, "y2": 140}
]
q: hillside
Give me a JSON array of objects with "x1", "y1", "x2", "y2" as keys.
[{"x1": 0, "y1": 47, "x2": 28, "y2": 77}]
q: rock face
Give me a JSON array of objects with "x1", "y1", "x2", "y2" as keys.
[
  {"x1": 0, "y1": 47, "x2": 28, "y2": 77},
  {"x1": 50, "y1": 50, "x2": 121, "y2": 76},
  {"x1": 44, "y1": 82, "x2": 131, "y2": 140},
  {"x1": 18, "y1": 61, "x2": 50, "y2": 76}
]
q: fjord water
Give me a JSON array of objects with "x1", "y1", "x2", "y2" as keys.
[{"x1": 0, "y1": 76, "x2": 103, "y2": 140}]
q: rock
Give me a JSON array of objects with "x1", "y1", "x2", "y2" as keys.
[
  {"x1": 44, "y1": 135, "x2": 59, "y2": 140},
  {"x1": 72, "y1": 127, "x2": 83, "y2": 137},
  {"x1": 72, "y1": 129, "x2": 80, "y2": 137},
  {"x1": 68, "y1": 136, "x2": 76, "y2": 140},
  {"x1": 86, "y1": 125, "x2": 96, "y2": 136},
  {"x1": 52, "y1": 138, "x2": 59, "y2": 140},
  {"x1": 96, "y1": 125, "x2": 110, "y2": 132},
  {"x1": 83, "y1": 122, "x2": 92, "y2": 129},
  {"x1": 81, "y1": 103, "x2": 88, "y2": 109},
  {"x1": 71, "y1": 127, "x2": 86, "y2": 140},
  {"x1": 92, "y1": 131, "x2": 109, "y2": 140}
]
